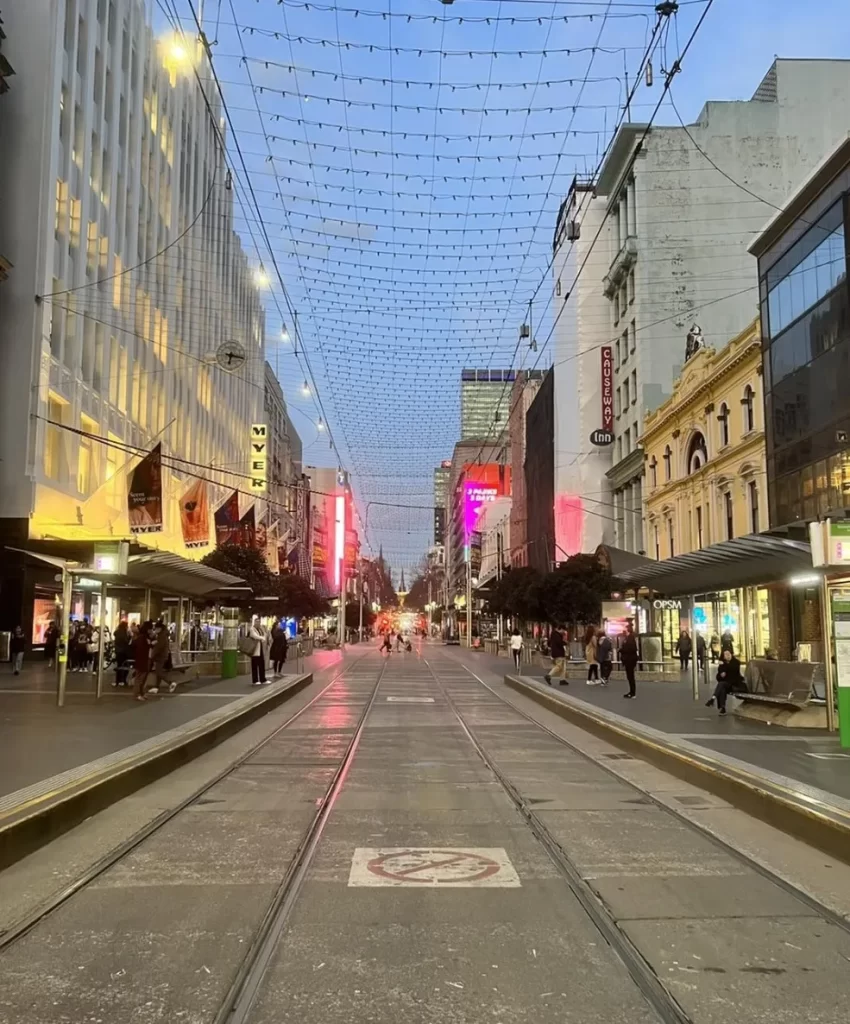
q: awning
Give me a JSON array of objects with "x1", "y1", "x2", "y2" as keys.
[
  {"x1": 615, "y1": 534, "x2": 815, "y2": 597},
  {"x1": 125, "y1": 553, "x2": 244, "y2": 598},
  {"x1": 5, "y1": 546, "x2": 244, "y2": 599},
  {"x1": 595, "y1": 544, "x2": 657, "y2": 577}
]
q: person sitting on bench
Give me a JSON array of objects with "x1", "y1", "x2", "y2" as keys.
[{"x1": 706, "y1": 649, "x2": 746, "y2": 716}]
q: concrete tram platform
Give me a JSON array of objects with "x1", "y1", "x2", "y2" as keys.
[
  {"x1": 505, "y1": 672, "x2": 850, "y2": 864},
  {"x1": 0, "y1": 668, "x2": 319, "y2": 869}
]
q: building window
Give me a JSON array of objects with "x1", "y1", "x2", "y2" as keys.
[
  {"x1": 78, "y1": 415, "x2": 98, "y2": 495},
  {"x1": 615, "y1": 336, "x2": 622, "y2": 366},
  {"x1": 654, "y1": 524, "x2": 660, "y2": 561},
  {"x1": 630, "y1": 369, "x2": 637, "y2": 405},
  {"x1": 623, "y1": 377, "x2": 630, "y2": 408},
  {"x1": 629, "y1": 319, "x2": 636, "y2": 353},
  {"x1": 742, "y1": 385, "x2": 755, "y2": 433},
  {"x1": 628, "y1": 268, "x2": 635, "y2": 305},
  {"x1": 696, "y1": 505, "x2": 703, "y2": 549},
  {"x1": 686, "y1": 431, "x2": 708, "y2": 475},
  {"x1": 44, "y1": 397, "x2": 64, "y2": 480},
  {"x1": 724, "y1": 491, "x2": 734, "y2": 540},
  {"x1": 663, "y1": 445, "x2": 672, "y2": 482},
  {"x1": 556, "y1": 277, "x2": 561, "y2": 297},
  {"x1": 649, "y1": 456, "x2": 657, "y2": 488},
  {"x1": 615, "y1": 386, "x2": 621, "y2": 418},
  {"x1": 749, "y1": 480, "x2": 760, "y2": 533},
  {"x1": 613, "y1": 292, "x2": 619, "y2": 324},
  {"x1": 623, "y1": 428, "x2": 631, "y2": 455},
  {"x1": 718, "y1": 403, "x2": 730, "y2": 448},
  {"x1": 667, "y1": 518, "x2": 675, "y2": 558}
]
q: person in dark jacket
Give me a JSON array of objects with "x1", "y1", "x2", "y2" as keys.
[
  {"x1": 44, "y1": 622, "x2": 59, "y2": 668},
  {"x1": 10, "y1": 626, "x2": 25, "y2": 675},
  {"x1": 132, "y1": 622, "x2": 154, "y2": 701},
  {"x1": 113, "y1": 620, "x2": 132, "y2": 687},
  {"x1": 270, "y1": 625, "x2": 289, "y2": 675},
  {"x1": 721, "y1": 630, "x2": 735, "y2": 655},
  {"x1": 597, "y1": 629, "x2": 614, "y2": 685},
  {"x1": 620, "y1": 623, "x2": 639, "y2": 699},
  {"x1": 544, "y1": 628, "x2": 568, "y2": 686},
  {"x1": 706, "y1": 649, "x2": 746, "y2": 716},
  {"x1": 696, "y1": 632, "x2": 706, "y2": 672},
  {"x1": 676, "y1": 629, "x2": 692, "y2": 671}
]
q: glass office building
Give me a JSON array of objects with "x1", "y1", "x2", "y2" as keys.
[{"x1": 751, "y1": 138, "x2": 850, "y2": 528}]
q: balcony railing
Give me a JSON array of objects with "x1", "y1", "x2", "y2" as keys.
[{"x1": 603, "y1": 235, "x2": 637, "y2": 297}]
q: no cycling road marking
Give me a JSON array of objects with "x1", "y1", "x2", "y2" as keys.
[{"x1": 348, "y1": 848, "x2": 521, "y2": 887}]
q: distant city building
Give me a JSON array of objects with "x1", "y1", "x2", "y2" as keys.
[
  {"x1": 553, "y1": 58, "x2": 850, "y2": 554},
  {"x1": 524, "y1": 371, "x2": 555, "y2": 574},
  {"x1": 432, "y1": 460, "x2": 450, "y2": 546},
  {"x1": 508, "y1": 370, "x2": 544, "y2": 567},
  {"x1": 460, "y1": 369, "x2": 541, "y2": 444}
]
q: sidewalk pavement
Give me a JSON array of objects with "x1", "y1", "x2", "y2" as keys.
[
  {"x1": 450, "y1": 644, "x2": 850, "y2": 804},
  {"x1": 0, "y1": 650, "x2": 339, "y2": 799}
]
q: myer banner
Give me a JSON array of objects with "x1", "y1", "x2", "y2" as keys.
[
  {"x1": 128, "y1": 444, "x2": 163, "y2": 534},
  {"x1": 180, "y1": 478, "x2": 210, "y2": 549}
]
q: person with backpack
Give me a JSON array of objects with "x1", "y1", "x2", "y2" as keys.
[
  {"x1": 544, "y1": 627, "x2": 568, "y2": 686},
  {"x1": 596, "y1": 628, "x2": 613, "y2": 686}
]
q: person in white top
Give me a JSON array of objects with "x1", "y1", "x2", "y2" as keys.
[
  {"x1": 509, "y1": 629, "x2": 524, "y2": 671},
  {"x1": 248, "y1": 617, "x2": 267, "y2": 686}
]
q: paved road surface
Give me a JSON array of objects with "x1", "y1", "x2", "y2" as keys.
[{"x1": 1, "y1": 646, "x2": 848, "y2": 1024}]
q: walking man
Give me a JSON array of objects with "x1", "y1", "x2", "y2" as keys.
[
  {"x1": 10, "y1": 626, "x2": 25, "y2": 675},
  {"x1": 544, "y1": 627, "x2": 568, "y2": 686},
  {"x1": 621, "y1": 622, "x2": 639, "y2": 699}
]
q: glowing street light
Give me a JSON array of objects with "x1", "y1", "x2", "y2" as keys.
[
  {"x1": 317, "y1": 416, "x2": 325, "y2": 431},
  {"x1": 280, "y1": 324, "x2": 289, "y2": 341},
  {"x1": 301, "y1": 380, "x2": 310, "y2": 396},
  {"x1": 254, "y1": 265, "x2": 270, "y2": 289}
]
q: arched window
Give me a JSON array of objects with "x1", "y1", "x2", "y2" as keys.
[
  {"x1": 742, "y1": 385, "x2": 755, "y2": 433},
  {"x1": 686, "y1": 431, "x2": 708, "y2": 475},
  {"x1": 718, "y1": 403, "x2": 730, "y2": 448},
  {"x1": 649, "y1": 456, "x2": 657, "y2": 488},
  {"x1": 663, "y1": 445, "x2": 672, "y2": 482}
]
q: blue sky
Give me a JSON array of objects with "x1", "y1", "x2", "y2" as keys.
[{"x1": 163, "y1": 0, "x2": 850, "y2": 578}]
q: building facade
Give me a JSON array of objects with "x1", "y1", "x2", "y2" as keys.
[
  {"x1": 432, "y1": 460, "x2": 450, "y2": 546},
  {"x1": 460, "y1": 368, "x2": 516, "y2": 445},
  {"x1": 0, "y1": 1, "x2": 266, "y2": 635},
  {"x1": 524, "y1": 370, "x2": 555, "y2": 574},
  {"x1": 304, "y1": 466, "x2": 359, "y2": 602},
  {"x1": 555, "y1": 58, "x2": 850, "y2": 554},
  {"x1": 750, "y1": 136, "x2": 850, "y2": 529},
  {"x1": 508, "y1": 370, "x2": 543, "y2": 568},
  {"x1": 263, "y1": 361, "x2": 305, "y2": 568}
]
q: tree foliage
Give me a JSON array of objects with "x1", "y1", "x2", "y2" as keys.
[
  {"x1": 201, "y1": 544, "x2": 329, "y2": 619},
  {"x1": 485, "y1": 555, "x2": 616, "y2": 627},
  {"x1": 345, "y1": 601, "x2": 376, "y2": 631}
]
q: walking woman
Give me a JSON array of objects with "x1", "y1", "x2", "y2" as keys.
[
  {"x1": 509, "y1": 628, "x2": 524, "y2": 671},
  {"x1": 132, "y1": 621, "x2": 153, "y2": 701},
  {"x1": 584, "y1": 625, "x2": 599, "y2": 685},
  {"x1": 248, "y1": 617, "x2": 267, "y2": 686},
  {"x1": 270, "y1": 624, "x2": 289, "y2": 676}
]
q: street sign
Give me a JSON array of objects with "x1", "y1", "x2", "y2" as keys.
[{"x1": 589, "y1": 429, "x2": 614, "y2": 446}]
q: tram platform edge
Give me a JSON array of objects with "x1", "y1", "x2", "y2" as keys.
[{"x1": 0, "y1": 672, "x2": 313, "y2": 871}]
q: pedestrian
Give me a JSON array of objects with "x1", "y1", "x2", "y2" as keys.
[
  {"x1": 270, "y1": 624, "x2": 289, "y2": 675},
  {"x1": 395, "y1": 631, "x2": 404, "y2": 653},
  {"x1": 676, "y1": 628, "x2": 692, "y2": 672},
  {"x1": 113, "y1": 619, "x2": 131, "y2": 687},
  {"x1": 44, "y1": 621, "x2": 59, "y2": 669},
  {"x1": 597, "y1": 628, "x2": 613, "y2": 686},
  {"x1": 696, "y1": 632, "x2": 706, "y2": 673},
  {"x1": 509, "y1": 628, "x2": 524, "y2": 671},
  {"x1": 584, "y1": 624, "x2": 599, "y2": 685},
  {"x1": 132, "y1": 621, "x2": 153, "y2": 701},
  {"x1": 621, "y1": 622, "x2": 639, "y2": 699},
  {"x1": 544, "y1": 627, "x2": 568, "y2": 686},
  {"x1": 720, "y1": 629, "x2": 735, "y2": 656},
  {"x1": 379, "y1": 631, "x2": 392, "y2": 654},
  {"x1": 9, "y1": 626, "x2": 25, "y2": 675},
  {"x1": 248, "y1": 616, "x2": 267, "y2": 686},
  {"x1": 709, "y1": 632, "x2": 720, "y2": 664},
  {"x1": 149, "y1": 621, "x2": 175, "y2": 694},
  {"x1": 706, "y1": 649, "x2": 746, "y2": 716}
]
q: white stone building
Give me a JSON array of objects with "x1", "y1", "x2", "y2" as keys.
[
  {"x1": 0, "y1": 0, "x2": 265, "y2": 558},
  {"x1": 554, "y1": 58, "x2": 850, "y2": 554}
]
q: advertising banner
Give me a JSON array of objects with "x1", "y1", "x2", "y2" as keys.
[
  {"x1": 179, "y1": 478, "x2": 210, "y2": 549},
  {"x1": 238, "y1": 505, "x2": 256, "y2": 549},
  {"x1": 601, "y1": 346, "x2": 614, "y2": 432},
  {"x1": 128, "y1": 444, "x2": 163, "y2": 534},
  {"x1": 214, "y1": 490, "x2": 241, "y2": 546}
]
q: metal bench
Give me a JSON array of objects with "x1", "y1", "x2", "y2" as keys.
[{"x1": 738, "y1": 659, "x2": 826, "y2": 710}]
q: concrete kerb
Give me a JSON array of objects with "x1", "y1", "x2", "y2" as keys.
[
  {"x1": 505, "y1": 673, "x2": 850, "y2": 866},
  {"x1": 0, "y1": 672, "x2": 313, "y2": 871}
]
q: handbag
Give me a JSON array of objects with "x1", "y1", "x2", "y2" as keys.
[{"x1": 238, "y1": 635, "x2": 256, "y2": 656}]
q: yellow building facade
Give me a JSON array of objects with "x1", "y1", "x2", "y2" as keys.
[{"x1": 640, "y1": 319, "x2": 773, "y2": 657}]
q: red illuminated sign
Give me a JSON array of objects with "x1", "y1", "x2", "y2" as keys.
[{"x1": 601, "y1": 346, "x2": 614, "y2": 432}]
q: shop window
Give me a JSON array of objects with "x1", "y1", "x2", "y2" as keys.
[
  {"x1": 718, "y1": 403, "x2": 730, "y2": 448},
  {"x1": 742, "y1": 385, "x2": 755, "y2": 433},
  {"x1": 663, "y1": 445, "x2": 672, "y2": 482}
]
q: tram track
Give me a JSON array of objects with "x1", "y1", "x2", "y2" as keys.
[
  {"x1": 0, "y1": 652, "x2": 383, "y2": 956},
  {"x1": 423, "y1": 655, "x2": 694, "y2": 1024}
]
